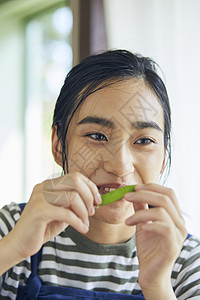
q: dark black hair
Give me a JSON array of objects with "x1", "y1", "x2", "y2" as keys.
[{"x1": 52, "y1": 49, "x2": 171, "y2": 182}]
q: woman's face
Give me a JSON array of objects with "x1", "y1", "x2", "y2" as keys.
[{"x1": 66, "y1": 79, "x2": 165, "y2": 224}]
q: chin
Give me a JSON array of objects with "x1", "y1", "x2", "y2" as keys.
[
  {"x1": 106, "y1": 219, "x2": 127, "y2": 225},
  {"x1": 95, "y1": 202, "x2": 134, "y2": 224}
]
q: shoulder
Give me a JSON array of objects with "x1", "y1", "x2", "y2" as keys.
[
  {"x1": 184, "y1": 234, "x2": 200, "y2": 247},
  {"x1": 181, "y1": 234, "x2": 200, "y2": 262},
  {"x1": 175, "y1": 234, "x2": 200, "y2": 273},
  {"x1": 0, "y1": 202, "x2": 23, "y2": 237},
  {"x1": 172, "y1": 234, "x2": 200, "y2": 299}
]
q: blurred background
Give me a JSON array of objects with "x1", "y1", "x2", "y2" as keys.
[{"x1": 0, "y1": 0, "x2": 200, "y2": 236}]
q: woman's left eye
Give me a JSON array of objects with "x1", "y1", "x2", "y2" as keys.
[
  {"x1": 85, "y1": 133, "x2": 107, "y2": 141},
  {"x1": 134, "y1": 138, "x2": 155, "y2": 145}
]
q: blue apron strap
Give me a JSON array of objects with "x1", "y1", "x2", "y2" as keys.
[
  {"x1": 26, "y1": 247, "x2": 43, "y2": 298},
  {"x1": 19, "y1": 203, "x2": 26, "y2": 211},
  {"x1": 19, "y1": 203, "x2": 43, "y2": 299}
]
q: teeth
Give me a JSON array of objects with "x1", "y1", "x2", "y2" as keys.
[
  {"x1": 98, "y1": 187, "x2": 117, "y2": 193},
  {"x1": 103, "y1": 187, "x2": 116, "y2": 192},
  {"x1": 99, "y1": 187, "x2": 105, "y2": 190}
]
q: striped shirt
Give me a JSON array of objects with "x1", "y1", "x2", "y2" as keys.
[{"x1": 0, "y1": 202, "x2": 200, "y2": 299}]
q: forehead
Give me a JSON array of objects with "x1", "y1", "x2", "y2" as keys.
[{"x1": 72, "y1": 79, "x2": 164, "y2": 128}]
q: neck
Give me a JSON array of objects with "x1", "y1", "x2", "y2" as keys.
[{"x1": 84, "y1": 217, "x2": 136, "y2": 245}]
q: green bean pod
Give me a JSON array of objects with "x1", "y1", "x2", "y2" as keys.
[{"x1": 100, "y1": 185, "x2": 136, "y2": 206}]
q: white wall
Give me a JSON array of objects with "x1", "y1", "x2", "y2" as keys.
[{"x1": 104, "y1": 0, "x2": 200, "y2": 236}]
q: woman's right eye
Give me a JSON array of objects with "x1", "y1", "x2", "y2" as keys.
[{"x1": 85, "y1": 133, "x2": 107, "y2": 141}]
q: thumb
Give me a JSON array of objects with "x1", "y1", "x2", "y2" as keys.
[
  {"x1": 132, "y1": 201, "x2": 148, "y2": 212},
  {"x1": 125, "y1": 201, "x2": 148, "y2": 227}
]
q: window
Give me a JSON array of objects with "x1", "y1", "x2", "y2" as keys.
[
  {"x1": 25, "y1": 6, "x2": 73, "y2": 199},
  {"x1": 0, "y1": 0, "x2": 73, "y2": 206}
]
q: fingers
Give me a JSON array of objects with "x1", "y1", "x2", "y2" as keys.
[
  {"x1": 69, "y1": 193, "x2": 91, "y2": 226},
  {"x1": 41, "y1": 173, "x2": 101, "y2": 219},
  {"x1": 80, "y1": 174, "x2": 102, "y2": 206},
  {"x1": 74, "y1": 173, "x2": 102, "y2": 211},
  {"x1": 136, "y1": 184, "x2": 183, "y2": 219},
  {"x1": 126, "y1": 206, "x2": 173, "y2": 226},
  {"x1": 125, "y1": 183, "x2": 187, "y2": 237},
  {"x1": 43, "y1": 173, "x2": 101, "y2": 207},
  {"x1": 36, "y1": 172, "x2": 103, "y2": 234},
  {"x1": 46, "y1": 203, "x2": 89, "y2": 234},
  {"x1": 125, "y1": 189, "x2": 185, "y2": 230},
  {"x1": 131, "y1": 201, "x2": 148, "y2": 213}
]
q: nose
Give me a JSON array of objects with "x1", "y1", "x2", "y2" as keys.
[{"x1": 102, "y1": 141, "x2": 134, "y2": 177}]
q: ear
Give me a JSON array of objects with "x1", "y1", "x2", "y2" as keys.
[
  {"x1": 160, "y1": 149, "x2": 166, "y2": 174},
  {"x1": 51, "y1": 126, "x2": 63, "y2": 167}
]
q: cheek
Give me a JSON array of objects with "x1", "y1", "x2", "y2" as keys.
[
  {"x1": 136, "y1": 150, "x2": 165, "y2": 182},
  {"x1": 67, "y1": 140, "x2": 103, "y2": 178}
]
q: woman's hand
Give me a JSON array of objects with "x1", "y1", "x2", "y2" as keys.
[
  {"x1": 8, "y1": 172, "x2": 101, "y2": 262},
  {"x1": 125, "y1": 184, "x2": 187, "y2": 298}
]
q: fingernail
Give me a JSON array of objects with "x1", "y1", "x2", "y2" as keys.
[
  {"x1": 89, "y1": 206, "x2": 95, "y2": 215},
  {"x1": 84, "y1": 219, "x2": 90, "y2": 228},
  {"x1": 125, "y1": 217, "x2": 133, "y2": 225},
  {"x1": 83, "y1": 224, "x2": 89, "y2": 232},
  {"x1": 96, "y1": 193, "x2": 102, "y2": 204},
  {"x1": 135, "y1": 184, "x2": 144, "y2": 190},
  {"x1": 125, "y1": 193, "x2": 135, "y2": 200}
]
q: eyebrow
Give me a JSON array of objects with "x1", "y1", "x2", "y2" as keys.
[{"x1": 77, "y1": 116, "x2": 163, "y2": 132}]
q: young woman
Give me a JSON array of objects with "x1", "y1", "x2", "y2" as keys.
[{"x1": 0, "y1": 50, "x2": 199, "y2": 299}]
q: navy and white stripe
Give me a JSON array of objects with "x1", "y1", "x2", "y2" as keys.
[{"x1": 0, "y1": 203, "x2": 200, "y2": 299}]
